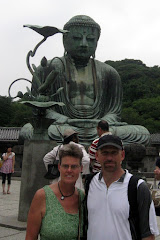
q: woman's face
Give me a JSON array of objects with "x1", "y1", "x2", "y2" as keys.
[
  {"x1": 59, "y1": 156, "x2": 82, "y2": 184},
  {"x1": 7, "y1": 147, "x2": 12, "y2": 153}
]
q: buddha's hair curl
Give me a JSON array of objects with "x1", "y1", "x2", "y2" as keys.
[{"x1": 63, "y1": 15, "x2": 101, "y2": 38}]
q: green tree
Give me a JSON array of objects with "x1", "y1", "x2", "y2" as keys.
[
  {"x1": 0, "y1": 96, "x2": 13, "y2": 126},
  {"x1": 0, "y1": 96, "x2": 32, "y2": 127},
  {"x1": 10, "y1": 102, "x2": 32, "y2": 127},
  {"x1": 105, "y1": 59, "x2": 160, "y2": 133}
]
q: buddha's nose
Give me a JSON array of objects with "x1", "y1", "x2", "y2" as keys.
[{"x1": 80, "y1": 36, "x2": 88, "y2": 47}]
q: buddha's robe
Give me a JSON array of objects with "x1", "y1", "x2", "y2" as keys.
[{"x1": 30, "y1": 56, "x2": 150, "y2": 145}]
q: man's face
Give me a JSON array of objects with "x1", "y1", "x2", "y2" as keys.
[
  {"x1": 63, "y1": 25, "x2": 99, "y2": 59},
  {"x1": 96, "y1": 146, "x2": 125, "y2": 173}
]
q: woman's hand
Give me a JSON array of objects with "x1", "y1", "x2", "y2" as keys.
[{"x1": 3, "y1": 152, "x2": 11, "y2": 161}]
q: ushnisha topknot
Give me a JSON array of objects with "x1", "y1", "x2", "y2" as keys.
[
  {"x1": 97, "y1": 135, "x2": 123, "y2": 150},
  {"x1": 63, "y1": 15, "x2": 101, "y2": 38}
]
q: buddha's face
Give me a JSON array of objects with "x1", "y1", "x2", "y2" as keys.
[{"x1": 63, "y1": 25, "x2": 99, "y2": 59}]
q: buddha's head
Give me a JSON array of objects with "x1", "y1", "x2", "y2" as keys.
[{"x1": 63, "y1": 15, "x2": 101, "y2": 61}]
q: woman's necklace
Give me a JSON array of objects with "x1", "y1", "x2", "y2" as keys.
[{"x1": 58, "y1": 182, "x2": 75, "y2": 200}]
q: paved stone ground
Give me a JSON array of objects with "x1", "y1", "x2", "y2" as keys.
[
  {"x1": 0, "y1": 179, "x2": 160, "y2": 239},
  {"x1": 0, "y1": 226, "x2": 26, "y2": 240},
  {"x1": 0, "y1": 179, "x2": 26, "y2": 239}
]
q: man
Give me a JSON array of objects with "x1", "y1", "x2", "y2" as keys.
[
  {"x1": 87, "y1": 135, "x2": 159, "y2": 240},
  {"x1": 28, "y1": 15, "x2": 150, "y2": 146},
  {"x1": 43, "y1": 128, "x2": 90, "y2": 189},
  {"x1": 154, "y1": 157, "x2": 160, "y2": 181},
  {"x1": 89, "y1": 120, "x2": 112, "y2": 172},
  {"x1": 153, "y1": 157, "x2": 160, "y2": 216}
]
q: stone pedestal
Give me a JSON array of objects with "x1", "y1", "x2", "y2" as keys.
[
  {"x1": 18, "y1": 140, "x2": 57, "y2": 222},
  {"x1": 124, "y1": 144, "x2": 146, "y2": 170}
]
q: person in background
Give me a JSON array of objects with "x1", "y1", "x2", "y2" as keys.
[
  {"x1": 154, "y1": 157, "x2": 160, "y2": 183},
  {"x1": 153, "y1": 157, "x2": 160, "y2": 216},
  {"x1": 89, "y1": 120, "x2": 112, "y2": 173},
  {"x1": 43, "y1": 128, "x2": 90, "y2": 189},
  {"x1": 87, "y1": 135, "x2": 159, "y2": 240},
  {"x1": 26, "y1": 144, "x2": 84, "y2": 240},
  {"x1": 0, "y1": 145, "x2": 15, "y2": 194}
]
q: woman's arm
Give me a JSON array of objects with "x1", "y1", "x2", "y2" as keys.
[
  {"x1": 25, "y1": 189, "x2": 46, "y2": 240},
  {"x1": 12, "y1": 154, "x2": 15, "y2": 173},
  {"x1": 2, "y1": 153, "x2": 11, "y2": 161}
]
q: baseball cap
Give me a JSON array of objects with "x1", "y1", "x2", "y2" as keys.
[
  {"x1": 63, "y1": 128, "x2": 77, "y2": 139},
  {"x1": 97, "y1": 135, "x2": 123, "y2": 150}
]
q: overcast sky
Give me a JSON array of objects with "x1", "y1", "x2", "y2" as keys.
[{"x1": 1, "y1": 0, "x2": 160, "y2": 97}]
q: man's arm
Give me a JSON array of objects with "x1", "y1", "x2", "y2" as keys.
[
  {"x1": 43, "y1": 148, "x2": 57, "y2": 171},
  {"x1": 89, "y1": 139, "x2": 97, "y2": 164},
  {"x1": 89, "y1": 142, "x2": 96, "y2": 159},
  {"x1": 137, "y1": 181, "x2": 159, "y2": 239},
  {"x1": 142, "y1": 236, "x2": 155, "y2": 240}
]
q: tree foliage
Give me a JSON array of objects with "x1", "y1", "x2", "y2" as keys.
[
  {"x1": 0, "y1": 96, "x2": 32, "y2": 127},
  {"x1": 106, "y1": 59, "x2": 160, "y2": 133}
]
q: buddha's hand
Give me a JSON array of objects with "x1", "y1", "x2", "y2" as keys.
[
  {"x1": 67, "y1": 119, "x2": 99, "y2": 128},
  {"x1": 55, "y1": 115, "x2": 69, "y2": 124},
  {"x1": 38, "y1": 70, "x2": 58, "y2": 94},
  {"x1": 109, "y1": 122, "x2": 128, "y2": 126}
]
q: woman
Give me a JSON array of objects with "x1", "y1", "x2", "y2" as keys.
[
  {"x1": 154, "y1": 157, "x2": 160, "y2": 181},
  {"x1": 26, "y1": 144, "x2": 85, "y2": 240},
  {"x1": 1, "y1": 145, "x2": 15, "y2": 194}
]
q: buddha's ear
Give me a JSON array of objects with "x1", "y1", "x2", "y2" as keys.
[{"x1": 63, "y1": 32, "x2": 70, "y2": 47}]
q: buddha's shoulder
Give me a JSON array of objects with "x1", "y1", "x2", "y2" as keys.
[
  {"x1": 48, "y1": 56, "x2": 64, "y2": 69},
  {"x1": 94, "y1": 59, "x2": 119, "y2": 74}
]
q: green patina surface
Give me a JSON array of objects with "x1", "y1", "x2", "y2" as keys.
[{"x1": 19, "y1": 15, "x2": 150, "y2": 145}]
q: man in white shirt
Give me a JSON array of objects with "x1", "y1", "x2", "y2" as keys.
[{"x1": 87, "y1": 135, "x2": 159, "y2": 240}]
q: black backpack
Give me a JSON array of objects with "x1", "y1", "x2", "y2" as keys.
[{"x1": 83, "y1": 173, "x2": 141, "y2": 240}]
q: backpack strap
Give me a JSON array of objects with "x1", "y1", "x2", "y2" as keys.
[
  {"x1": 84, "y1": 172, "x2": 98, "y2": 196},
  {"x1": 128, "y1": 175, "x2": 141, "y2": 240},
  {"x1": 82, "y1": 172, "x2": 98, "y2": 239}
]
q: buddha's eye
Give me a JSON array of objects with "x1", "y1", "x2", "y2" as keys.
[
  {"x1": 87, "y1": 35, "x2": 95, "y2": 41},
  {"x1": 72, "y1": 33, "x2": 82, "y2": 40}
]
